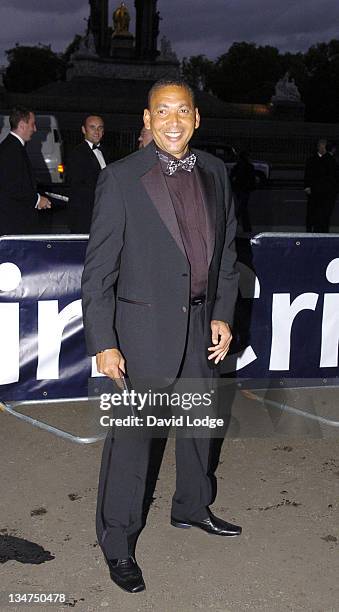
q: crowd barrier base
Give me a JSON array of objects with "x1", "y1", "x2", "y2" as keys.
[
  {"x1": 0, "y1": 398, "x2": 106, "y2": 444},
  {"x1": 241, "y1": 389, "x2": 339, "y2": 429},
  {"x1": 0, "y1": 383, "x2": 339, "y2": 445}
]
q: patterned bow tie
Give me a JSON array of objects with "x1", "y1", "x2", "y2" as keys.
[{"x1": 157, "y1": 151, "x2": 197, "y2": 176}]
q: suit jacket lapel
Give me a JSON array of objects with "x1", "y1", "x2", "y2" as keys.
[
  {"x1": 21, "y1": 144, "x2": 36, "y2": 190},
  {"x1": 82, "y1": 142, "x2": 102, "y2": 171},
  {"x1": 8, "y1": 135, "x2": 34, "y2": 189},
  {"x1": 141, "y1": 162, "x2": 186, "y2": 257},
  {"x1": 195, "y1": 160, "x2": 216, "y2": 267}
]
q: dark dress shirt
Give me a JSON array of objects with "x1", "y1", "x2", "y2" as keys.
[{"x1": 157, "y1": 149, "x2": 208, "y2": 299}]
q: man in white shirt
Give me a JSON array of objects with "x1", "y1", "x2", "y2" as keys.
[
  {"x1": 68, "y1": 115, "x2": 109, "y2": 233},
  {"x1": 0, "y1": 107, "x2": 51, "y2": 235}
]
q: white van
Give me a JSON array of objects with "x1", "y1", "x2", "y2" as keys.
[{"x1": 0, "y1": 114, "x2": 64, "y2": 183}]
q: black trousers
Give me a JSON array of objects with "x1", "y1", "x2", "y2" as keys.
[
  {"x1": 234, "y1": 190, "x2": 252, "y2": 233},
  {"x1": 306, "y1": 193, "x2": 336, "y2": 232},
  {"x1": 96, "y1": 303, "x2": 216, "y2": 559}
]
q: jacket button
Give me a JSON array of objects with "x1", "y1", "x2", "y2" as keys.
[{"x1": 182, "y1": 306, "x2": 187, "y2": 313}]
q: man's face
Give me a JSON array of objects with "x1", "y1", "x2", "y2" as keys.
[
  {"x1": 19, "y1": 113, "x2": 37, "y2": 142},
  {"x1": 82, "y1": 116, "x2": 104, "y2": 145},
  {"x1": 138, "y1": 127, "x2": 153, "y2": 149},
  {"x1": 143, "y1": 85, "x2": 200, "y2": 159},
  {"x1": 317, "y1": 140, "x2": 327, "y2": 155}
]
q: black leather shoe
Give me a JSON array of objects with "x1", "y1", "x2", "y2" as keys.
[
  {"x1": 171, "y1": 509, "x2": 242, "y2": 537},
  {"x1": 106, "y1": 556, "x2": 145, "y2": 593}
]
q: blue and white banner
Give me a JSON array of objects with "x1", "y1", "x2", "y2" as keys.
[
  {"x1": 0, "y1": 236, "x2": 90, "y2": 401},
  {"x1": 224, "y1": 234, "x2": 339, "y2": 381},
  {"x1": 0, "y1": 234, "x2": 339, "y2": 402}
]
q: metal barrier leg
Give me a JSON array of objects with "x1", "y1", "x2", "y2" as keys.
[
  {"x1": 0, "y1": 401, "x2": 106, "y2": 444},
  {"x1": 242, "y1": 390, "x2": 339, "y2": 428}
]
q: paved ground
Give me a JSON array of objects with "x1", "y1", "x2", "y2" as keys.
[{"x1": 1, "y1": 390, "x2": 338, "y2": 612}]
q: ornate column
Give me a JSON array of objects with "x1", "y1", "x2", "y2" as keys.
[
  {"x1": 89, "y1": 0, "x2": 109, "y2": 56},
  {"x1": 134, "y1": 0, "x2": 160, "y2": 61}
]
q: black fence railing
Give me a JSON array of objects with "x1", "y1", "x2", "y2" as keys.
[{"x1": 2, "y1": 91, "x2": 339, "y2": 166}]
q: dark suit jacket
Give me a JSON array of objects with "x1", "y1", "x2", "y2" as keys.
[
  {"x1": 81, "y1": 142, "x2": 239, "y2": 384},
  {"x1": 0, "y1": 133, "x2": 38, "y2": 234},
  {"x1": 304, "y1": 152, "x2": 338, "y2": 198},
  {"x1": 68, "y1": 141, "x2": 109, "y2": 233}
]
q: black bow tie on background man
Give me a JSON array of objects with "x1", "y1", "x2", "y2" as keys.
[
  {"x1": 157, "y1": 151, "x2": 197, "y2": 176},
  {"x1": 92, "y1": 143, "x2": 100, "y2": 150}
]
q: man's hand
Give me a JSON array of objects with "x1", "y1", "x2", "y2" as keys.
[
  {"x1": 208, "y1": 320, "x2": 232, "y2": 364},
  {"x1": 96, "y1": 348, "x2": 126, "y2": 388},
  {"x1": 304, "y1": 187, "x2": 311, "y2": 196},
  {"x1": 38, "y1": 196, "x2": 52, "y2": 209}
]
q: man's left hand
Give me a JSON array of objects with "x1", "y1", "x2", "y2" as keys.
[
  {"x1": 208, "y1": 320, "x2": 232, "y2": 364},
  {"x1": 38, "y1": 196, "x2": 52, "y2": 209}
]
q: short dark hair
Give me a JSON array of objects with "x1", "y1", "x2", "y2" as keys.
[
  {"x1": 82, "y1": 114, "x2": 104, "y2": 128},
  {"x1": 9, "y1": 107, "x2": 32, "y2": 130},
  {"x1": 147, "y1": 79, "x2": 195, "y2": 108}
]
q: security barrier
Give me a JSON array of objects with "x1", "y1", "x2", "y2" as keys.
[{"x1": 1, "y1": 234, "x2": 339, "y2": 441}]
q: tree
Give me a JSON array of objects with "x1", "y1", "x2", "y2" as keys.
[
  {"x1": 210, "y1": 42, "x2": 283, "y2": 103},
  {"x1": 181, "y1": 55, "x2": 214, "y2": 91},
  {"x1": 4, "y1": 44, "x2": 65, "y2": 93},
  {"x1": 303, "y1": 40, "x2": 339, "y2": 121},
  {"x1": 181, "y1": 39, "x2": 339, "y2": 122},
  {"x1": 280, "y1": 51, "x2": 308, "y2": 95}
]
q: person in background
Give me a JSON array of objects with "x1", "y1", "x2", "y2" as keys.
[
  {"x1": 326, "y1": 141, "x2": 337, "y2": 158},
  {"x1": 304, "y1": 138, "x2": 338, "y2": 232},
  {"x1": 67, "y1": 115, "x2": 109, "y2": 233},
  {"x1": 137, "y1": 125, "x2": 153, "y2": 149},
  {"x1": 0, "y1": 107, "x2": 51, "y2": 235},
  {"x1": 230, "y1": 150, "x2": 256, "y2": 233}
]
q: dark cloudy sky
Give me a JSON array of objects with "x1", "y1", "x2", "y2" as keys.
[{"x1": 0, "y1": 0, "x2": 338, "y2": 65}]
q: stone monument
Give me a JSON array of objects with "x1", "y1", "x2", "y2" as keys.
[
  {"x1": 110, "y1": 2, "x2": 134, "y2": 59},
  {"x1": 88, "y1": 0, "x2": 109, "y2": 56},
  {"x1": 134, "y1": 0, "x2": 160, "y2": 61},
  {"x1": 159, "y1": 36, "x2": 178, "y2": 63},
  {"x1": 67, "y1": 0, "x2": 179, "y2": 81},
  {"x1": 76, "y1": 28, "x2": 98, "y2": 57},
  {"x1": 271, "y1": 72, "x2": 305, "y2": 120}
]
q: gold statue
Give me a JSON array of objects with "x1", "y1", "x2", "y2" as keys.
[{"x1": 113, "y1": 2, "x2": 130, "y2": 35}]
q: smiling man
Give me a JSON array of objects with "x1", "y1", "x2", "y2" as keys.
[{"x1": 81, "y1": 79, "x2": 241, "y2": 593}]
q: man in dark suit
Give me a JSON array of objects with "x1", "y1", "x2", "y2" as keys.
[
  {"x1": 304, "y1": 138, "x2": 338, "y2": 232},
  {"x1": 0, "y1": 107, "x2": 51, "y2": 235},
  {"x1": 68, "y1": 115, "x2": 108, "y2": 233},
  {"x1": 81, "y1": 80, "x2": 241, "y2": 593},
  {"x1": 230, "y1": 150, "x2": 256, "y2": 233}
]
